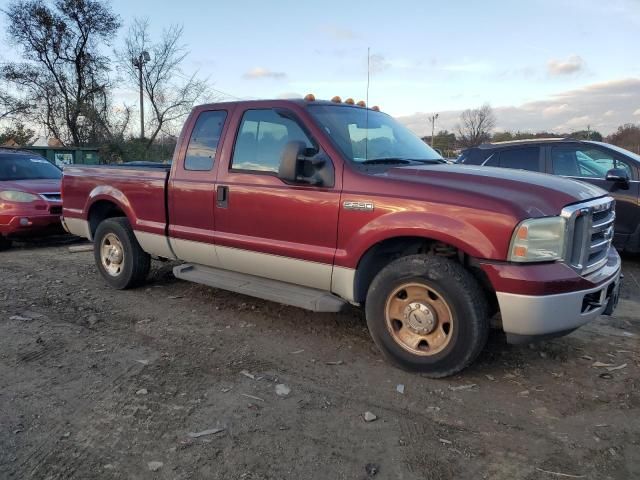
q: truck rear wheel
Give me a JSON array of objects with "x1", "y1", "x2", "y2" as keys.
[
  {"x1": 365, "y1": 254, "x2": 489, "y2": 378},
  {"x1": 93, "y1": 217, "x2": 150, "y2": 289}
]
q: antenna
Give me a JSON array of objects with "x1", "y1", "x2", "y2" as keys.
[
  {"x1": 365, "y1": 47, "x2": 370, "y2": 160},
  {"x1": 366, "y1": 47, "x2": 370, "y2": 107}
]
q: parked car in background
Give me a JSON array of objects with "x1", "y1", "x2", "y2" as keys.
[
  {"x1": 457, "y1": 139, "x2": 640, "y2": 252},
  {"x1": 0, "y1": 149, "x2": 63, "y2": 250},
  {"x1": 62, "y1": 97, "x2": 621, "y2": 377}
]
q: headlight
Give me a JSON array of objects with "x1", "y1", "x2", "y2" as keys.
[
  {"x1": 0, "y1": 190, "x2": 40, "y2": 202},
  {"x1": 508, "y1": 217, "x2": 567, "y2": 262}
]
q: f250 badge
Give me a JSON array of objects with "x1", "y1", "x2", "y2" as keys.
[{"x1": 343, "y1": 201, "x2": 374, "y2": 212}]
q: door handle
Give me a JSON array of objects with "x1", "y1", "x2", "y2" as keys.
[{"x1": 216, "y1": 185, "x2": 228, "y2": 208}]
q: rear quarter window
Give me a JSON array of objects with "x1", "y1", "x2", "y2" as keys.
[
  {"x1": 184, "y1": 110, "x2": 228, "y2": 171},
  {"x1": 496, "y1": 146, "x2": 541, "y2": 172}
]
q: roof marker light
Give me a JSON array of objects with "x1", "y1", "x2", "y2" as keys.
[
  {"x1": 345, "y1": 97, "x2": 355, "y2": 105},
  {"x1": 331, "y1": 96, "x2": 342, "y2": 103},
  {"x1": 371, "y1": 105, "x2": 380, "y2": 111},
  {"x1": 304, "y1": 93, "x2": 316, "y2": 101},
  {"x1": 357, "y1": 100, "x2": 366, "y2": 107}
]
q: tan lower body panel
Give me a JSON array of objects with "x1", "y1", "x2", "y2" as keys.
[
  {"x1": 331, "y1": 266, "x2": 356, "y2": 303},
  {"x1": 63, "y1": 217, "x2": 91, "y2": 240},
  {"x1": 135, "y1": 231, "x2": 177, "y2": 259},
  {"x1": 169, "y1": 237, "x2": 219, "y2": 266},
  {"x1": 132, "y1": 231, "x2": 357, "y2": 302},
  {"x1": 216, "y1": 245, "x2": 333, "y2": 291}
]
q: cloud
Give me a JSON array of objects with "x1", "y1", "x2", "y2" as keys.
[
  {"x1": 369, "y1": 54, "x2": 391, "y2": 74},
  {"x1": 441, "y1": 61, "x2": 492, "y2": 73},
  {"x1": 243, "y1": 67, "x2": 286, "y2": 80},
  {"x1": 320, "y1": 25, "x2": 358, "y2": 40},
  {"x1": 547, "y1": 55, "x2": 585, "y2": 76},
  {"x1": 542, "y1": 103, "x2": 571, "y2": 117},
  {"x1": 277, "y1": 91, "x2": 303, "y2": 99},
  {"x1": 397, "y1": 78, "x2": 640, "y2": 136}
]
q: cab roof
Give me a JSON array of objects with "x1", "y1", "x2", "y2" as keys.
[{"x1": 194, "y1": 98, "x2": 380, "y2": 111}]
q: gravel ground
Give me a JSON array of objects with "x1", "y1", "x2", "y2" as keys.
[{"x1": 1, "y1": 237, "x2": 639, "y2": 479}]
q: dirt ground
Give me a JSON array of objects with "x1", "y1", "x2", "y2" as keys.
[{"x1": 1, "y1": 237, "x2": 639, "y2": 480}]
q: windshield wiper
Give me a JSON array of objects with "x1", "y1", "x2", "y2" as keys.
[
  {"x1": 360, "y1": 157, "x2": 413, "y2": 165},
  {"x1": 411, "y1": 159, "x2": 447, "y2": 164}
]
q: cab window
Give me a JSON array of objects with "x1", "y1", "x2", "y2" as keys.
[
  {"x1": 184, "y1": 110, "x2": 227, "y2": 171},
  {"x1": 231, "y1": 109, "x2": 314, "y2": 173}
]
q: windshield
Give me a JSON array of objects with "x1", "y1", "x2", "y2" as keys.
[
  {"x1": 308, "y1": 105, "x2": 443, "y2": 164},
  {"x1": 587, "y1": 141, "x2": 640, "y2": 163},
  {"x1": 0, "y1": 154, "x2": 62, "y2": 181}
]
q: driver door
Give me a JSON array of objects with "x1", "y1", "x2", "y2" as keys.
[{"x1": 213, "y1": 107, "x2": 341, "y2": 290}]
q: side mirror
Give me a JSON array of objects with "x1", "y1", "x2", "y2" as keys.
[
  {"x1": 278, "y1": 141, "x2": 334, "y2": 187},
  {"x1": 605, "y1": 168, "x2": 630, "y2": 189}
]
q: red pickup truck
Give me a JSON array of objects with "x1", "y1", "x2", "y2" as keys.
[{"x1": 62, "y1": 97, "x2": 621, "y2": 377}]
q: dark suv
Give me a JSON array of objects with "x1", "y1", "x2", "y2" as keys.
[{"x1": 457, "y1": 139, "x2": 640, "y2": 252}]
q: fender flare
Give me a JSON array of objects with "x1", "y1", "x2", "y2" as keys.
[
  {"x1": 343, "y1": 210, "x2": 506, "y2": 269},
  {"x1": 84, "y1": 185, "x2": 137, "y2": 228}
]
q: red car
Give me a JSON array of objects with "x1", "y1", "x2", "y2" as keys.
[{"x1": 0, "y1": 149, "x2": 63, "y2": 250}]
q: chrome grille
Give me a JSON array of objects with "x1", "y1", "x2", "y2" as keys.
[{"x1": 562, "y1": 196, "x2": 615, "y2": 276}]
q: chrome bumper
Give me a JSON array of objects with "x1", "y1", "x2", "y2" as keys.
[{"x1": 497, "y1": 267, "x2": 621, "y2": 341}]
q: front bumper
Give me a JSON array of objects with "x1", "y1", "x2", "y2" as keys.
[
  {"x1": 0, "y1": 212, "x2": 64, "y2": 238},
  {"x1": 483, "y1": 248, "x2": 622, "y2": 343}
]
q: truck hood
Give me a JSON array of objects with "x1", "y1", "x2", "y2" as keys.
[
  {"x1": 0, "y1": 178, "x2": 62, "y2": 195},
  {"x1": 381, "y1": 164, "x2": 607, "y2": 217}
]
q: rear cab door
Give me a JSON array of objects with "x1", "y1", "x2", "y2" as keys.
[
  {"x1": 212, "y1": 101, "x2": 343, "y2": 290},
  {"x1": 168, "y1": 105, "x2": 235, "y2": 265}
]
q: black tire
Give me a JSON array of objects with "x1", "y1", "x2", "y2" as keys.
[
  {"x1": 0, "y1": 236, "x2": 12, "y2": 251},
  {"x1": 93, "y1": 217, "x2": 150, "y2": 289},
  {"x1": 365, "y1": 254, "x2": 489, "y2": 378}
]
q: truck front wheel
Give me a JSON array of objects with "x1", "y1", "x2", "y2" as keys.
[
  {"x1": 93, "y1": 217, "x2": 150, "y2": 289},
  {"x1": 365, "y1": 254, "x2": 489, "y2": 378}
]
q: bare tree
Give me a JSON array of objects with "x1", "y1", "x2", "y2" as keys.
[
  {"x1": 119, "y1": 19, "x2": 212, "y2": 149},
  {"x1": 0, "y1": 89, "x2": 30, "y2": 121},
  {"x1": 456, "y1": 104, "x2": 496, "y2": 148},
  {"x1": 2, "y1": 0, "x2": 120, "y2": 145},
  {"x1": 607, "y1": 124, "x2": 640, "y2": 154}
]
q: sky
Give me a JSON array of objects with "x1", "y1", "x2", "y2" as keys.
[{"x1": 2, "y1": 0, "x2": 640, "y2": 136}]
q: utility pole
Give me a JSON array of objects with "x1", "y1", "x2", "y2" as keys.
[
  {"x1": 429, "y1": 113, "x2": 439, "y2": 146},
  {"x1": 132, "y1": 51, "x2": 150, "y2": 139}
]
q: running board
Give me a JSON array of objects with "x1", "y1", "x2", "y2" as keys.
[{"x1": 173, "y1": 263, "x2": 348, "y2": 313}]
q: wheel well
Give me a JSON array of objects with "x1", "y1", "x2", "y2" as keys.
[
  {"x1": 355, "y1": 236, "x2": 502, "y2": 305},
  {"x1": 88, "y1": 200, "x2": 126, "y2": 238},
  {"x1": 353, "y1": 237, "x2": 448, "y2": 303}
]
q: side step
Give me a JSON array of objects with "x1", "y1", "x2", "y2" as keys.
[{"x1": 173, "y1": 263, "x2": 348, "y2": 313}]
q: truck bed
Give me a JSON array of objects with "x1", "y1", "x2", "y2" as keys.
[{"x1": 62, "y1": 164, "x2": 170, "y2": 239}]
